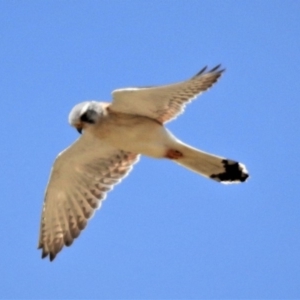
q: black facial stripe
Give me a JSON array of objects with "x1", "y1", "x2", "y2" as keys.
[{"x1": 80, "y1": 111, "x2": 96, "y2": 124}]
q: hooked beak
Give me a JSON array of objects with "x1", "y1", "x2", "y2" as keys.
[{"x1": 76, "y1": 127, "x2": 82, "y2": 134}]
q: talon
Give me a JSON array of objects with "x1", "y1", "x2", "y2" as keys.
[{"x1": 166, "y1": 149, "x2": 183, "y2": 159}]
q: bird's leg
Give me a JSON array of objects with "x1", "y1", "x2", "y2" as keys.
[{"x1": 165, "y1": 149, "x2": 183, "y2": 159}]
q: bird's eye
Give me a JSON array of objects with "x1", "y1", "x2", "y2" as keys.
[{"x1": 80, "y1": 110, "x2": 96, "y2": 124}]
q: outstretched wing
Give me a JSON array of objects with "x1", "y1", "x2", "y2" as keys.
[
  {"x1": 38, "y1": 133, "x2": 139, "y2": 261},
  {"x1": 110, "y1": 65, "x2": 224, "y2": 124}
]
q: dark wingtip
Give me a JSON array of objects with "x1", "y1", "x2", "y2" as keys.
[
  {"x1": 210, "y1": 159, "x2": 249, "y2": 184},
  {"x1": 49, "y1": 252, "x2": 56, "y2": 262},
  {"x1": 41, "y1": 249, "x2": 48, "y2": 259},
  {"x1": 209, "y1": 64, "x2": 226, "y2": 75},
  {"x1": 65, "y1": 239, "x2": 73, "y2": 247},
  {"x1": 192, "y1": 64, "x2": 225, "y2": 79},
  {"x1": 193, "y1": 66, "x2": 208, "y2": 77},
  {"x1": 209, "y1": 64, "x2": 221, "y2": 72},
  {"x1": 41, "y1": 247, "x2": 56, "y2": 262}
]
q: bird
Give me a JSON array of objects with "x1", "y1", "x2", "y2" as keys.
[{"x1": 38, "y1": 65, "x2": 249, "y2": 261}]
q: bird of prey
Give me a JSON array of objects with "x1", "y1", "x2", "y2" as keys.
[{"x1": 38, "y1": 65, "x2": 249, "y2": 261}]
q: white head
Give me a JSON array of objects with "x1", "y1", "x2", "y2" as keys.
[{"x1": 68, "y1": 101, "x2": 107, "y2": 134}]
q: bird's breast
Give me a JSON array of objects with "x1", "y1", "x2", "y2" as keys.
[{"x1": 92, "y1": 113, "x2": 178, "y2": 158}]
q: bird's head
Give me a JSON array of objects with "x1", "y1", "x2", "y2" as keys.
[{"x1": 68, "y1": 101, "x2": 107, "y2": 134}]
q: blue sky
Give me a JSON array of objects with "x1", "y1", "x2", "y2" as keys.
[{"x1": 1, "y1": 1, "x2": 300, "y2": 299}]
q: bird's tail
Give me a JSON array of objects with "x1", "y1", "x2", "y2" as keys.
[{"x1": 173, "y1": 143, "x2": 249, "y2": 184}]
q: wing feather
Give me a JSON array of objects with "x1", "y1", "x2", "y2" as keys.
[
  {"x1": 38, "y1": 133, "x2": 139, "y2": 261},
  {"x1": 110, "y1": 65, "x2": 224, "y2": 123}
]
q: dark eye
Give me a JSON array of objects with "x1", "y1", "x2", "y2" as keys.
[{"x1": 80, "y1": 110, "x2": 96, "y2": 124}]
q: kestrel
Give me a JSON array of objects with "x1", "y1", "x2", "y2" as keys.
[{"x1": 38, "y1": 65, "x2": 249, "y2": 261}]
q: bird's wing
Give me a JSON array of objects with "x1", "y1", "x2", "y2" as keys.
[
  {"x1": 110, "y1": 65, "x2": 224, "y2": 124},
  {"x1": 38, "y1": 132, "x2": 139, "y2": 261}
]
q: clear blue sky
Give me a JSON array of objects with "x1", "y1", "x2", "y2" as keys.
[{"x1": 1, "y1": 1, "x2": 299, "y2": 299}]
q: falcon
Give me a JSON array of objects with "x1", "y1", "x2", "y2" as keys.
[{"x1": 38, "y1": 65, "x2": 249, "y2": 261}]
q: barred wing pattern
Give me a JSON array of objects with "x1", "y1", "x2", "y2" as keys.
[
  {"x1": 111, "y1": 65, "x2": 224, "y2": 124},
  {"x1": 38, "y1": 133, "x2": 139, "y2": 261}
]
